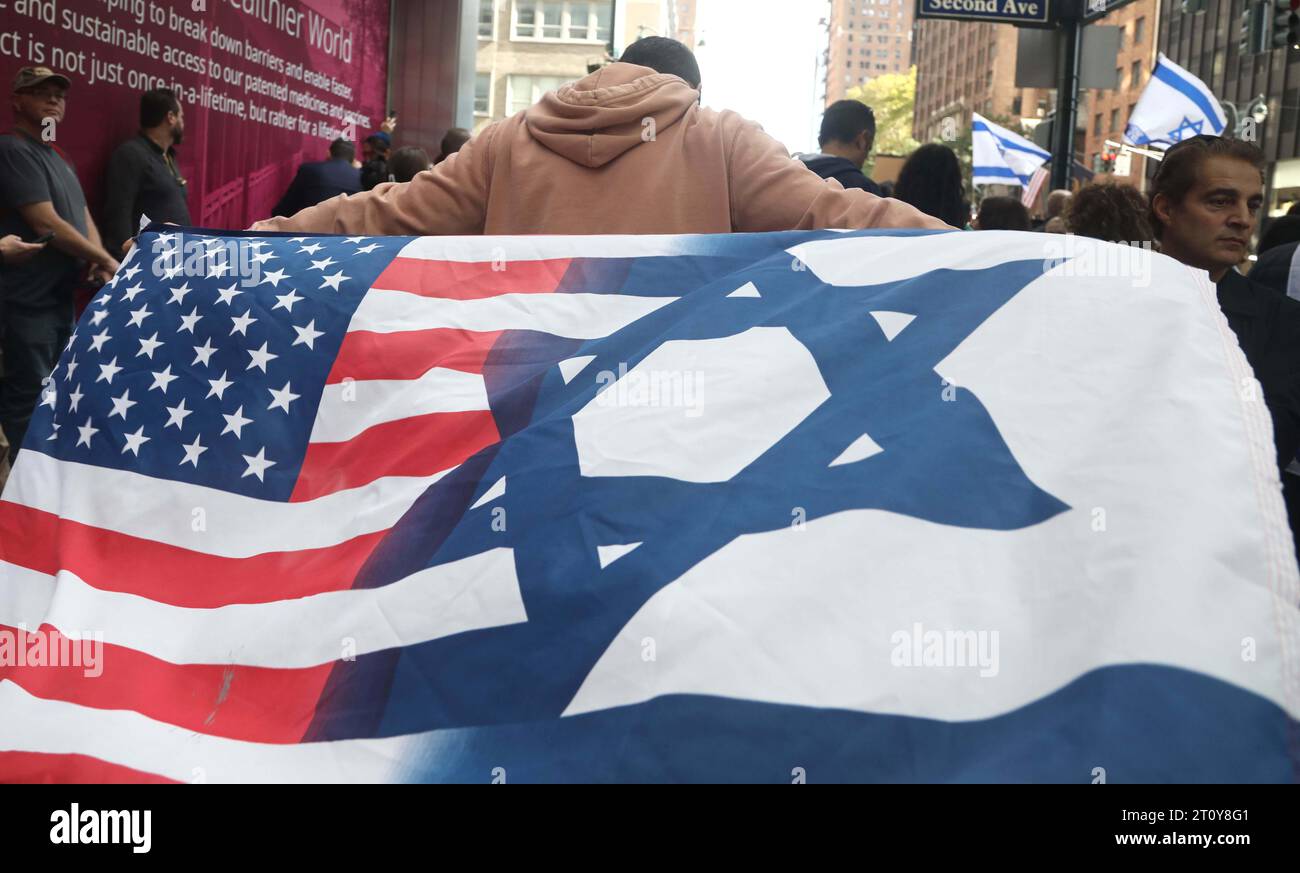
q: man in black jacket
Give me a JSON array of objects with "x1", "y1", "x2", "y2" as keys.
[
  {"x1": 101, "y1": 88, "x2": 191, "y2": 256},
  {"x1": 272, "y1": 138, "x2": 361, "y2": 218},
  {"x1": 798, "y1": 100, "x2": 883, "y2": 196},
  {"x1": 1150, "y1": 134, "x2": 1300, "y2": 555}
]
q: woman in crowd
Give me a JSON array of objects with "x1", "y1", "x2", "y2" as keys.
[
  {"x1": 1063, "y1": 181, "x2": 1154, "y2": 245},
  {"x1": 892, "y1": 143, "x2": 970, "y2": 229}
]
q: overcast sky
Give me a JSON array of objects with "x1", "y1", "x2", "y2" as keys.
[{"x1": 694, "y1": 0, "x2": 828, "y2": 156}]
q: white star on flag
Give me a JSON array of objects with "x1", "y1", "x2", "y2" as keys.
[
  {"x1": 320, "y1": 271, "x2": 348, "y2": 292},
  {"x1": 241, "y1": 447, "x2": 276, "y2": 481},
  {"x1": 76, "y1": 417, "x2": 98, "y2": 448},
  {"x1": 292, "y1": 320, "x2": 324, "y2": 349},
  {"x1": 149, "y1": 365, "x2": 178, "y2": 394},
  {"x1": 222, "y1": 405, "x2": 253, "y2": 438},
  {"x1": 108, "y1": 389, "x2": 136, "y2": 419},
  {"x1": 192, "y1": 338, "x2": 218, "y2": 366},
  {"x1": 268, "y1": 381, "x2": 300, "y2": 413},
  {"x1": 179, "y1": 435, "x2": 207, "y2": 468},
  {"x1": 247, "y1": 342, "x2": 278, "y2": 373},
  {"x1": 207, "y1": 371, "x2": 234, "y2": 400},
  {"x1": 121, "y1": 426, "x2": 150, "y2": 456},
  {"x1": 164, "y1": 397, "x2": 192, "y2": 430}
]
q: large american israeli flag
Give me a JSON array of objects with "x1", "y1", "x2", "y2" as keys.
[
  {"x1": 1125, "y1": 52, "x2": 1228, "y2": 147},
  {"x1": 1, "y1": 226, "x2": 1297, "y2": 782},
  {"x1": 972, "y1": 111, "x2": 1051, "y2": 188}
]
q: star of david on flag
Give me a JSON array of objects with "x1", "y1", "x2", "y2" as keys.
[{"x1": 1124, "y1": 53, "x2": 1227, "y2": 148}]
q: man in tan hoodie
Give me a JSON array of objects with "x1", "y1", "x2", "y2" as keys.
[{"x1": 252, "y1": 38, "x2": 948, "y2": 236}]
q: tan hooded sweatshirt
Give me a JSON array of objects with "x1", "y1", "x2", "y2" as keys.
[{"x1": 252, "y1": 63, "x2": 949, "y2": 235}]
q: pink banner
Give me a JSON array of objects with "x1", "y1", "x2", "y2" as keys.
[{"x1": 1, "y1": 0, "x2": 390, "y2": 230}]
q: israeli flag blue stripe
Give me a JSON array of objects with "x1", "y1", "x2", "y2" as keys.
[
  {"x1": 972, "y1": 166, "x2": 1021, "y2": 179},
  {"x1": 1151, "y1": 61, "x2": 1227, "y2": 134},
  {"x1": 972, "y1": 122, "x2": 1051, "y2": 160}
]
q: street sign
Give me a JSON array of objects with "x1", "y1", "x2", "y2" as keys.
[
  {"x1": 1081, "y1": 0, "x2": 1143, "y2": 22},
  {"x1": 916, "y1": 0, "x2": 1053, "y2": 27},
  {"x1": 1113, "y1": 152, "x2": 1132, "y2": 176}
]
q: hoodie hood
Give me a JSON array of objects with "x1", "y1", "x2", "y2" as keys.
[{"x1": 525, "y1": 63, "x2": 699, "y2": 168}]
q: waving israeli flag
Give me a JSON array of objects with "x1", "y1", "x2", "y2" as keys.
[
  {"x1": 972, "y1": 112, "x2": 1051, "y2": 188},
  {"x1": 1124, "y1": 53, "x2": 1227, "y2": 148}
]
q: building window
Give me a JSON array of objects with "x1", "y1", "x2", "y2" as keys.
[
  {"x1": 475, "y1": 72, "x2": 491, "y2": 114},
  {"x1": 508, "y1": 74, "x2": 570, "y2": 115},
  {"x1": 1094, "y1": 113, "x2": 1102, "y2": 136},
  {"x1": 479, "y1": 0, "x2": 495, "y2": 38},
  {"x1": 1134, "y1": 17, "x2": 1145, "y2": 44},
  {"x1": 1109, "y1": 108, "x2": 1119, "y2": 132},
  {"x1": 1130, "y1": 60, "x2": 1141, "y2": 87},
  {"x1": 513, "y1": 0, "x2": 605, "y2": 42}
]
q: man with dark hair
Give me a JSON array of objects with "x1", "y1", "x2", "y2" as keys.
[
  {"x1": 101, "y1": 87, "x2": 191, "y2": 255},
  {"x1": 0, "y1": 66, "x2": 118, "y2": 464},
  {"x1": 360, "y1": 131, "x2": 392, "y2": 191},
  {"x1": 389, "y1": 146, "x2": 432, "y2": 183},
  {"x1": 619, "y1": 36, "x2": 701, "y2": 89},
  {"x1": 799, "y1": 100, "x2": 882, "y2": 196},
  {"x1": 272, "y1": 137, "x2": 361, "y2": 217},
  {"x1": 972, "y1": 195, "x2": 1031, "y2": 231},
  {"x1": 1149, "y1": 134, "x2": 1300, "y2": 555},
  {"x1": 437, "y1": 128, "x2": 470, "y2": 164},
  {"x1": 253, "y1": 38, "x2": 944, "y2": 237}
]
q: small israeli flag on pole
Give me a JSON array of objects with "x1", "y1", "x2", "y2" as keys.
[
  {"x1": 1124, "y1": 53, "x2": 1227, "y2": 148},
  {"x1": 972, "y1": 112, "x2": 1051, "y2": 188}
]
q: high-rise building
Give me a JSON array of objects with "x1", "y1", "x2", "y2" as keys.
[
  {"x1": 912, "y1": 20, "x2": 1052, "y2": 147},
  {"x1": 823, "y1": 0, "x2": 915, "y2": 107},
  {"x1": 1081, "y1": 0, "x2": 1157, "y2": 188},
  {"x1": 474, "y1": 1, "x2": 653, "y2": 134}
]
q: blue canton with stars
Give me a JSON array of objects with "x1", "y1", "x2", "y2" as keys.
[
  {"x1": 295, "y1": 228, "x2": 1073, "y2": 744},
  {"x1": 25, "y1": 226, "x2": 407, "y2": 500}
]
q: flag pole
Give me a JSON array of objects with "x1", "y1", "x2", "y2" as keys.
[{"x1": 1050, "y1": 2, "x2": 1082, "y2": 192}]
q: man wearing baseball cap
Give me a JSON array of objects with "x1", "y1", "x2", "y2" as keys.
[{"x1": 0, "y1": 66, "x2": 118, "y2": 463}]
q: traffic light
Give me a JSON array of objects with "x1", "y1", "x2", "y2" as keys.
[
  {"x1": 1242, "y1": 2, "x2": 1261, "y2": 55},
  {"x1": 1273, "y1": 0, "x2": 1300, "y2": 51}
]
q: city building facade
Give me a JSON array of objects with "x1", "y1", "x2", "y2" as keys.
[
  {"x1": 474, "y1": 1, "x2": 656, "y2": 133},
  {"x1": 913, "y1": 20, "x2": 1055, "y2": 143},
  {"x1": 824, "y1": 0, "x2": 916, "y2": 107},
  {"x1": 1081, "y1": 0, "x2": 1157, "y2": 188}
]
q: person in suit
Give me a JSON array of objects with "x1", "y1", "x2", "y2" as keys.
[
  {"x1": 1149, "y1": 134, "x2": 1300, "y2": 559},
  {"x1": 272, "y1": 138, "x2": 361, "y2": 217}
]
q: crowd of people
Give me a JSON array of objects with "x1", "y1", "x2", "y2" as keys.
[{"x1": 2, "y1": 36, "x2": 1299, "y2": 553}]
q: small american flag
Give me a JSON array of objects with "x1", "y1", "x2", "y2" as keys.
[{"x1": 1021, "y1": 166, "x2": 1049, "y2": 210}]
